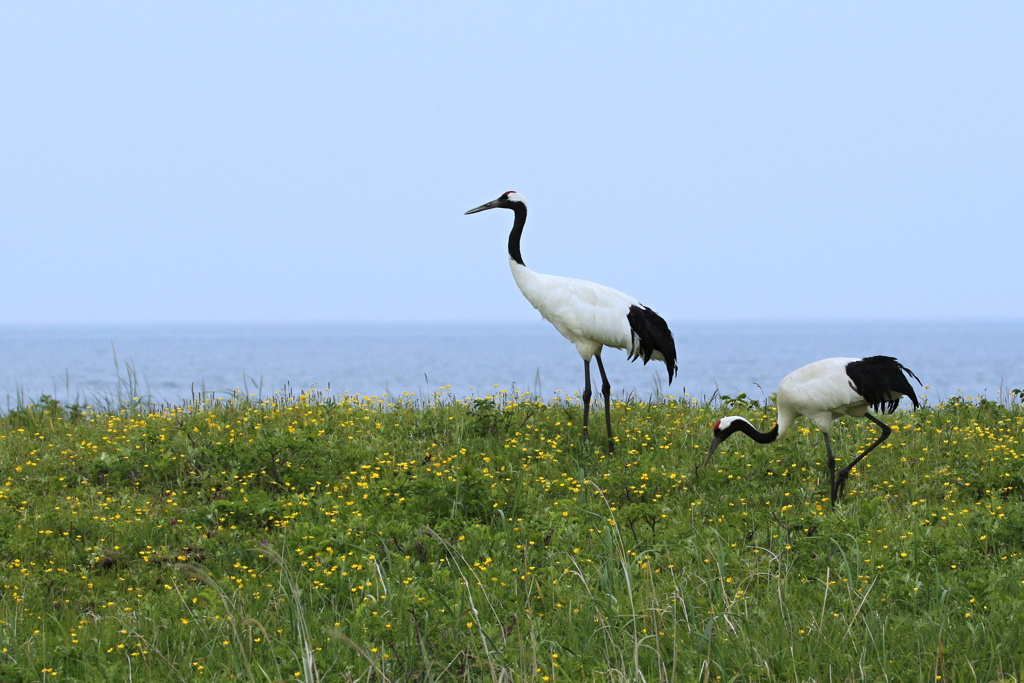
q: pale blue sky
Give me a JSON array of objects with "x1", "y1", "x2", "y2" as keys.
[{"x1": 3, "y1": 3, "x2": 1022, "y2": 325}]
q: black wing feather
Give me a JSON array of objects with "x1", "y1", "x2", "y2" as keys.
[
  {"x1": 845, "y1": 355, "x2": 921, "y2": 413},
  {"x1": 625, "y1": 304, "x2": 678, "y2": 383}
]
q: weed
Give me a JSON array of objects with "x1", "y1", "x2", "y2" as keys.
[{"x1": 0, "y1": 390, "x2": 1021, "y2": 680}]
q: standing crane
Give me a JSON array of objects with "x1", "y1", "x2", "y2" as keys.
[
  {"x1": 464, "y1": 190, "x2": 678, "y2": 453},
  {"x1": 700, "y1": 355, "x2": 921, "y2": 505}
]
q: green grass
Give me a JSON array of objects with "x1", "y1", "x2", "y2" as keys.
[{"x1": 1, "y1": 386, "x2": 1023, "y2": 681}]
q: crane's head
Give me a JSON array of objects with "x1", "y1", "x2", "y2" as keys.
[
  {"x1": 464, "y1": 191, "x2": 526, "y2": 215},
  {"x1": 700, "y1": 416, "x2": 749, "y2": 470}
]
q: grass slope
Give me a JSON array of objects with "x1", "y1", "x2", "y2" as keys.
[{"x1": 1, "y1": 388, "x2": 1023, "y2": 681}]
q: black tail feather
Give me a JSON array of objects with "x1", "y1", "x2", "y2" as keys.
[
  {"x1": 845, "y1": 355, "x2": 921, "y2": 413},
  {"x1": 626, "y1": 305, "x2": 678, "y2": 383}
]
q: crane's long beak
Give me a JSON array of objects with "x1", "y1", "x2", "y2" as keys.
[
  {"x1": 464, "y1": 199, "x2": 501, "y2": 215},
  {"x1": 700, "y1": 436, "x2": 725, "y2": 470}
]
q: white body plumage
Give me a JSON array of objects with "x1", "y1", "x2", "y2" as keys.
[
  {"x1": 510, "y1": 261, "x2": 665, "y2": 363},
  {"x1": 774, "y1": 357, "x2": 874, "y2": 436}
]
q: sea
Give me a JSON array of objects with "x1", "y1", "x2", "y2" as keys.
[{"x1": 1, "y1": 320, "x2": 1022, "y2": 411}]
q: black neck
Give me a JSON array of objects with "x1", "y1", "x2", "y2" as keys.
[
  {"x1": 736, "y1": 421, "x2": 780, "y2": 444},
  {"x1": 507, "y1": 203, "x2": 527, "y2": 266}
]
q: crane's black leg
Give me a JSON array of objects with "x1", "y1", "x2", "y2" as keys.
[
  {"x1": 834, "y1": 413, "x2": 891, "y2": 503},
  {"x1": 595, "y1": 354, "x2": 615, "y2": 453},
  {"x1": 581, "y1": 359, "x2": 593, "y2": 444},
  {"x1": 824, "y1": 433, "x2": 838, "y2": 507}
]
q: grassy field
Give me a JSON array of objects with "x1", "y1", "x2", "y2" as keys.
[{"x1": 1, "y1": 385, "x2": 1023, "y2": 681}]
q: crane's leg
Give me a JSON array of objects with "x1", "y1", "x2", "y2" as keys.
[
  {"x1": 595, "y1": 354, "x2": 615, "y2": 453},
  {"x1": 824, "y1": 433, "x2": 838, "y2": 506},
  {"x1": 581, "y1": 359, "x2": 593, "y2": 443},
  {"x1": 833, "y1": 413, "x2": 891, "y2": 502}
]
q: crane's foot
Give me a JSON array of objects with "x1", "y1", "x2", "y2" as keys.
[{"x1": 831, "y1": 470, "x2": 851, "y2": 505}]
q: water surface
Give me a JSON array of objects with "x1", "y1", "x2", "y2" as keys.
[{"x1": 1, "y1": 320, "x2": 1021, "y2": 408}]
